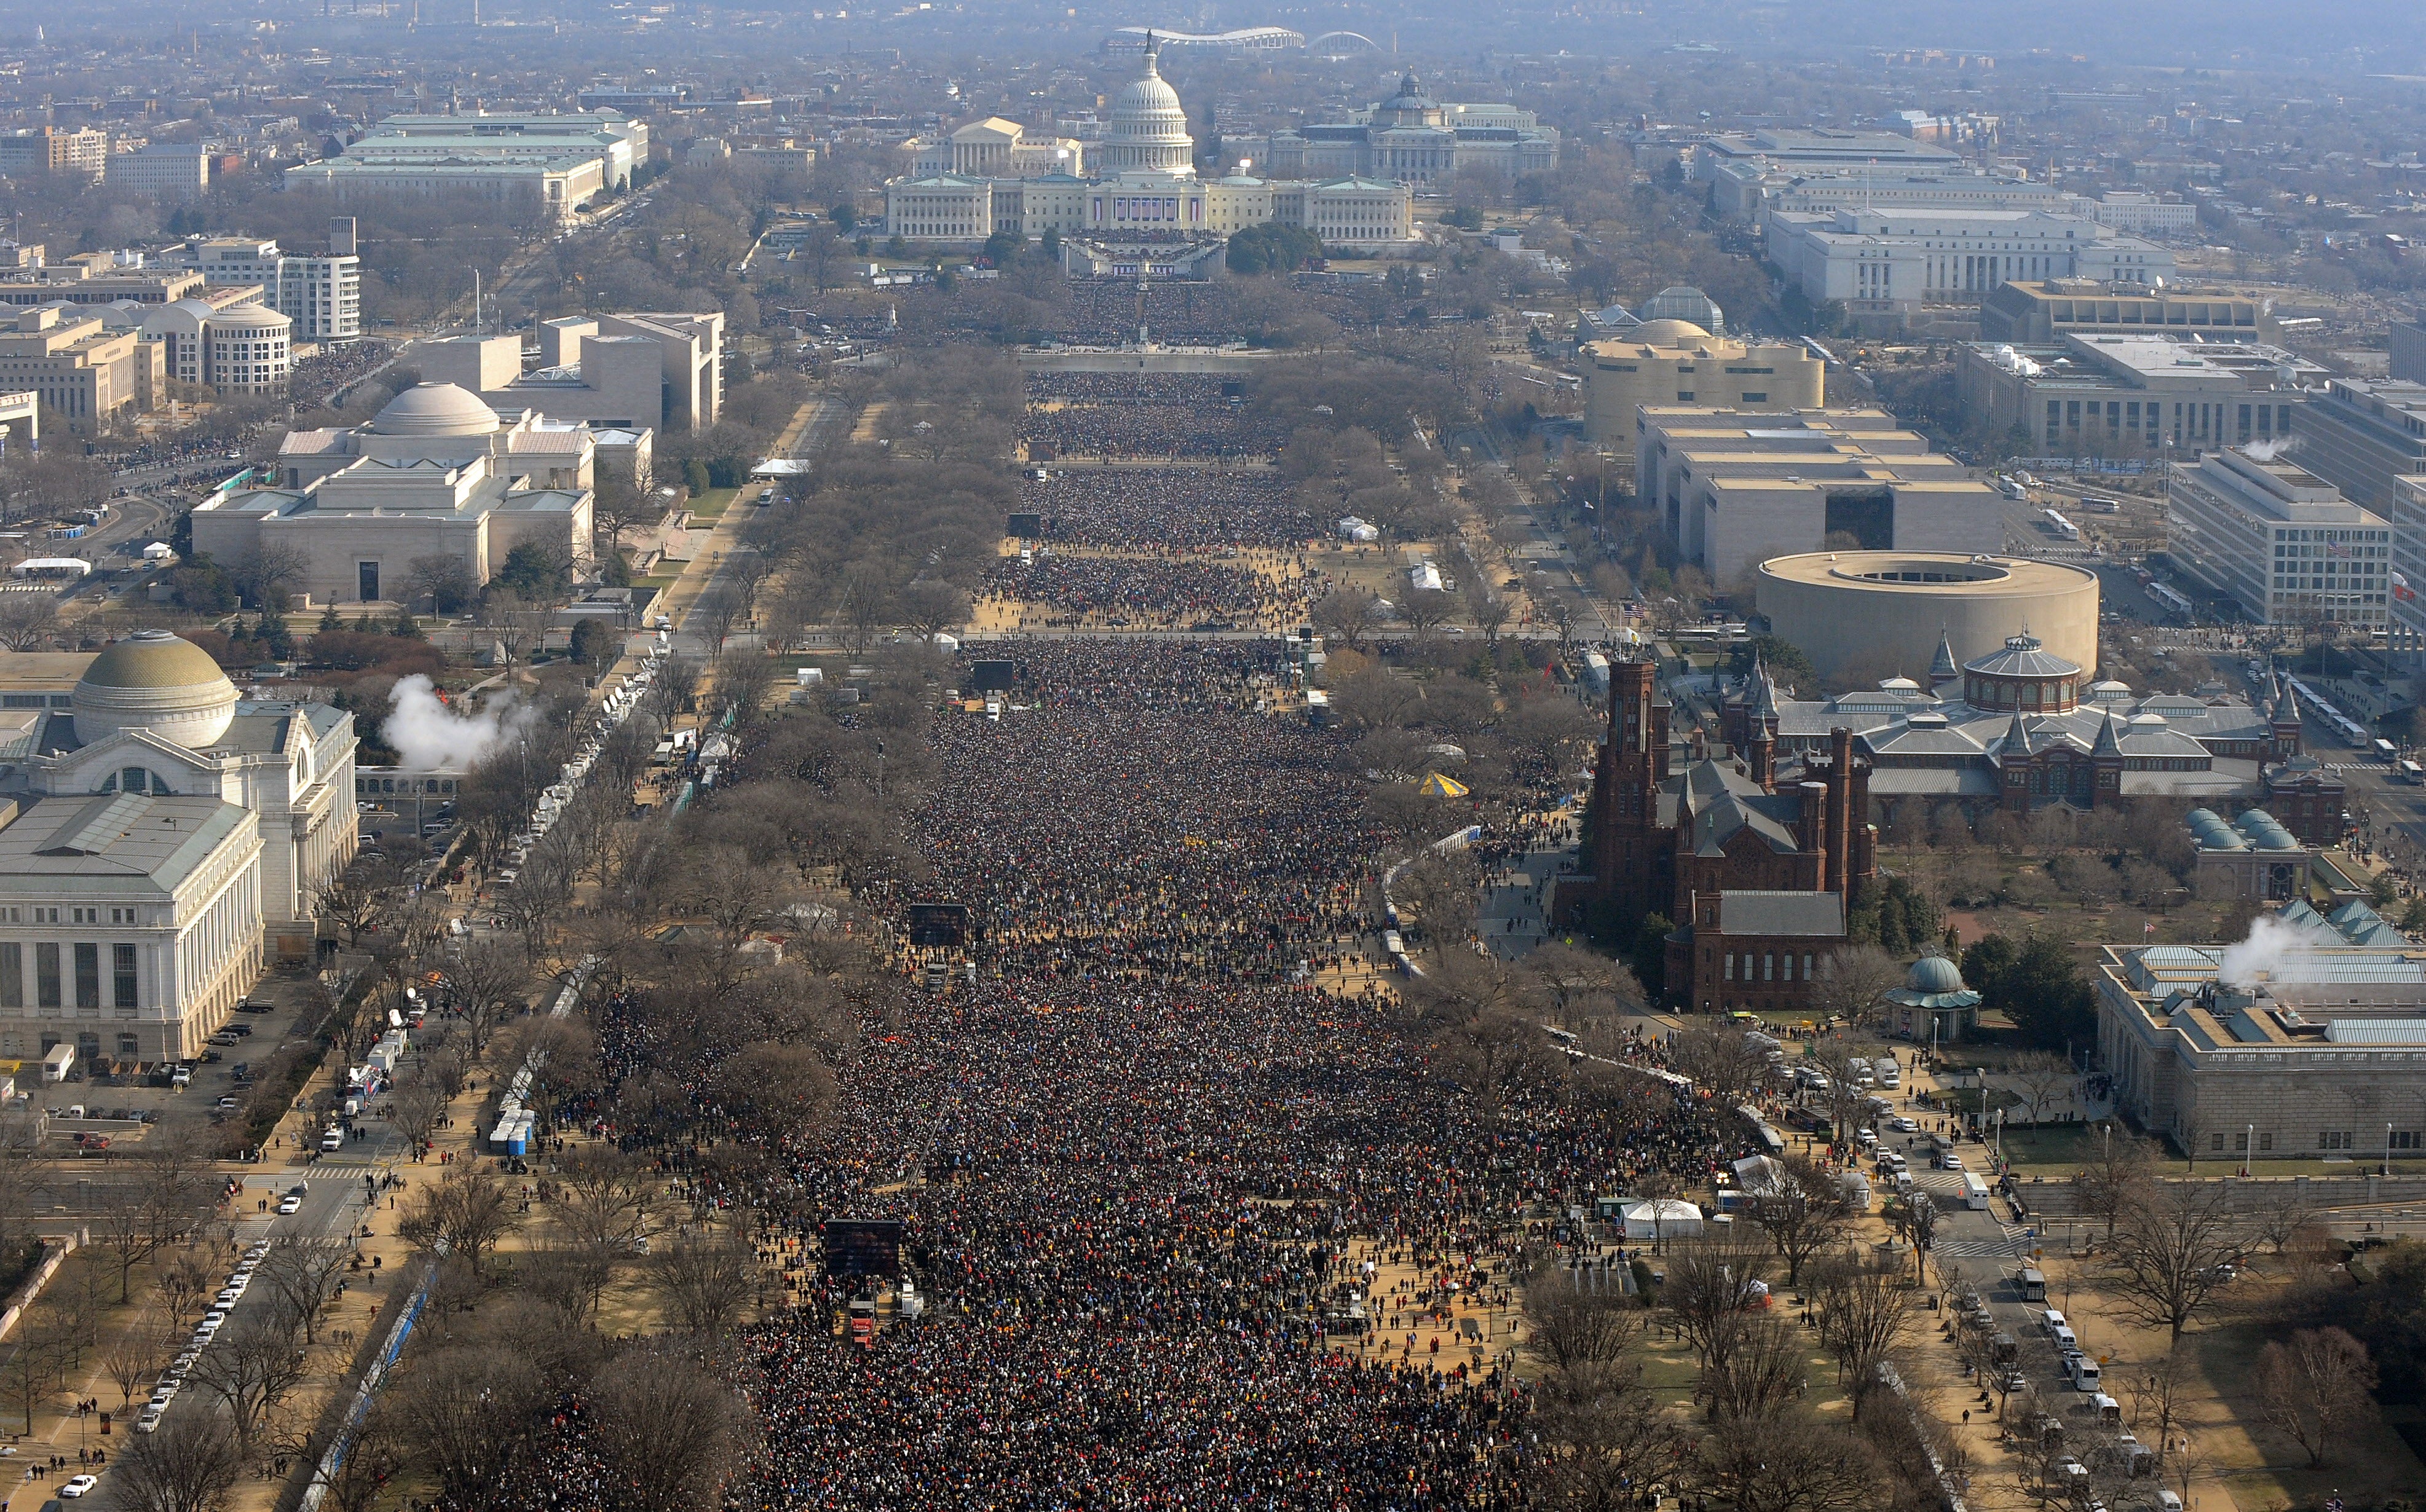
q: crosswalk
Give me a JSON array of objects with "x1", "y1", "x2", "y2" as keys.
[
  {"x1": 1934, "y1": 1223, "x2": 2039, "y2": 1260},
  {"x1": 2322, "y1": 762, "x2": 2396, "y2": 773}
]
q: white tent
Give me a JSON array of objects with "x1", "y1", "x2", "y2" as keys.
[
  {"x1": 141, "y1": 541, "x2": 177, "y2": 560},
  {"x1": 1619, "y1": 1199, "x2": 1704, "y2": 1240},
  {"x1": 1730, "y1": 1154, "x2": 1787, "y2": 1195},
  {"x1": 12, "y1": 557, "x2": 89, "y2": 575}
]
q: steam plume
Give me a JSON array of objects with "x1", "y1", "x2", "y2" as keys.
[
  {"x1": 2216, "y1": 908, "x2": 2338, "y2": 988},
  {"x1": 382, "y1": 674, "x2": 537, "y2": 771}
]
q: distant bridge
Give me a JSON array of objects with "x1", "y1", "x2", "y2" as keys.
[{"x1": 1306, "y1": 30, "x2": 1380, "y2": 57}]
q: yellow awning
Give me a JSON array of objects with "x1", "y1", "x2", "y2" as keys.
[{"x1": 1418, "y1": 772, "x2": 1469, "y2": 798}]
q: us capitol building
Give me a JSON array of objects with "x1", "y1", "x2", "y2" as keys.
[{"x1": 884, "y1": 40, "x2": 1417, "y2": 254}]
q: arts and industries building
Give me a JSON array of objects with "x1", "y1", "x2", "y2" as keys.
[
  {"x1": 284, "y1": 111, "x2": 649, "y2": 224},
  {"x1": 2095, "y1": 921, "x2": 2426, "y2": 1163},
  {"x1": 1718, "y1": 627, "x2": 2285, "y2": 817},
  {"x1": 420, "y1": 310, "x2": 721, "y2": 433},
  {"x1": 1764, "y1": 207, "x2": 2175, "y2": 333},
  {"x1": 883, "y1": 44, "x2": 1416, "y2": 250},
  {"x1": 0, "y1": 632, "x2": 360, "y2": 1065},
  {"x1": 1634, "y1": 407, "x2": 2002, "y2": 588},
  {"x1": 2165, "y1": 447, "x2": 2392, "y2": 631},
  {"x1": 191, "y1": 381, "x2": 594, "y2": 608},
  {"x1": 1954, "y1": 333, "x2": 2317, "y2": 454},
  {"x1": 1579, "y1": 321, "x2": 1826, "y2": 457}
]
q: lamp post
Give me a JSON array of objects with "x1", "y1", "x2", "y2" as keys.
[{"x1": 2245, "y1": 1123, "x2": 2254, "y2": 1178}]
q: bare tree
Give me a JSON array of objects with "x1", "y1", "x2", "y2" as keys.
[
  {"x1": 2074, "y1": 1128, "x2": 2158, "y2": 1242},
  {"x1": 1531, "y1": 1363, "x2": 1691, "y2": 1509},
  {"x1": 255, "y1": 1237, "x2": 353, "y2": 1345},
  {"x1": 185, "y1": 1314, "x2": 311, "y2": 1459},
  {"x1": 1310, "y1": 585, "x2": 1381, "y2": 652},
  {"x1": 0, "y1": 594, "x2": 57, "y2": 650},
  {"x1": 406, "y1": 553, "x2": 480, "y2": 616},
  {"x1": 384, "y1": 1342, "x2": 550, "y2": 1505},
  {"x1": 103, "y1": 1316, "x2": 165, "y2": 1411},
  {"x1": 0, "y1": 1305, "x2": 64, "y2": 1433},
  {"x1": 1694, "y1": 1408, "x2": 1878, "y2": 1512},
  {"x1": 108, "y1": 1408, "x2": 245, "y2": 1512},
  {"x1": 1809, "y1": 944, "x2": 1903, "y2": 1026},
  {"x1": 159, "y1": 1245, "x2": 216, "y2": 1330},
  {"x1": 583, "y1": 1342, "x2": 759, "y2": 1512},
  {"x1": 390, "y1": 1076, "x2": 448, "y2": 1151},
  {"x1": 1702, "y1": 1309, "x2": 1811, "y2": 1422},
  {"x1": 1666, "y1": 1025, "x2": 1771, "y2": 1104},
  {"x1": 2008, "y1": 1051, "x2": 2076, "y2": 1127},
  {"x1": 1520, "y1": 1263, "x2": 1646, "y2": 1377},
  {"x1": 2125, "y1": 1349, "x2": 2192, "y2": 1471},
  {"x1": 1807, "y1": 1254, "x2": 1914, "y2": 1418},
  {"x1": 2105, "y1": 1181, "x2": 2247, "y2": 1344},
  {"x1": 1399, "y1": 586, "x2": 1457, "y2": 638},
  {"x1": 2257, "y1": 1326, "x2": 2377, "y2": 1470},
  {"x1": 1740, "y1": 1156, "x2": 1852, "y2": 1287},
  {"x1": 653, "y1": 1232, "x2": 760, "y2": 1337},
  {"x1": 692, "y1": 586, "x2": 744, "y2": 651},
  {"x1": 437, "y1": 938, "x2": 529, "y2": 1056},
  {"x1": 1662, "y1": 1229, "x2": 1776, "y2": 1374},
  {"x1": 397, "y1": 1164, "x2": 521, "y2": 1274}
]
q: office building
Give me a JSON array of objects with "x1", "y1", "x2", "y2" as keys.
[
  {"x1": 139, "y1": 294, "x2": 292, "y2": 397},
  {"x1": 192, "y1": 382, "x2": 594, "y2": 607},
  {"x1": 1261, "y1": 73, "x2": 1559, "y2": 185},
  {"x1": 1715, "y1": 163, "x2": 2068, "y2": 229},
  {"x1": 1635, "y1": 408, "x2": 2001, "y2": 588},
  {"x1": 0, "y1": 253, "x2": 205, "y2": 309},
  {"x1": 165, "y1": 222, "x2": 363, "y2": 344},
  {"x1": 284, "y1": 111, "x2": 647, "y2": 224},
  {"x1": 0, "y1": 127, "x2": 108, "y2": 183},
  {"x1": 2388, "y1": 320, "x2": 2426, "y2": 385},
  {"x1": 2165, "y1": 447, "x2": 2390, "y2": 630},
  {"x1": 2076, "y1": 190, "x2": 2198, "y2": 237},
  {"x1": 1693, "y1": 128, "x2": 1962, "y2": 218},
  {"x1": 882, "y1": 44, "x2": 1416, "y2": 248},
  {"x1": 2285, "y1": 377, "x2": 2426, "y2": 513},
  {"x1": 2093, "y1": 910, "x2": 2426, "y2": 1162},
  {"x1": 1579, "y1": 322, "x2": 1825, "y2": 455},
  {"x1": 105, "y1": 145, "x2": 211, "y2": 199},
  {"x1": 419, "y1": 310, "x2": 721, "y2": 432},
  {"x1": 1954, "y1": 333, "x2": 2315, "y2": 454},
  {"x1": 1981, "y1": 280, "x2": 2270, "y2": 345},
  {"x1": 0, "y1": 306, "x2": 155, "y2": 420},
  {"x1": 0, "y1": 630, "x2": 362, "y2": 1063},
  {"x1": 1766, "y1": 208, "x2": 2175, "y2": 333}
]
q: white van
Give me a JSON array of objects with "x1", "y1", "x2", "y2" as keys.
[
  {"x1": 1876, "y1": 1060, "x2": 1900, "y2": 1089},
  {"x1": 1962, "y1": 1172, "x2": 1991, "y2": 1210},
  {"x1": 2068, "y1": 1355, "x2": 2101, "y2": 1392}
]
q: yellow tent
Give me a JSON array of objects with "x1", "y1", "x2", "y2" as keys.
[{"x1": 1418, "y1": 771, "x2": 1470, "y2": 798}]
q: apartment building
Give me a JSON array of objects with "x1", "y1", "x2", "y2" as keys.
[
  {"x1": 0, "y1": 127, "x2": 108, "y2": 183},
  {"x1": 2165, "y1": 447, "x2": 2390, "y2": 629},
  {"x1": 165, "y1": 221, "x2": 362, "y2": 344}
]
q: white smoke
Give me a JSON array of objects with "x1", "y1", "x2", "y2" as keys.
[
  {"x1": 2243, "y1": 438, "x2": 2284, "y2": 462},
  {"x1": 381, "y1": 674, "x2": 537, "y2": 771},
  {"x1": 2216, "y1": 908, "x2": 2339, "y2": 989}
]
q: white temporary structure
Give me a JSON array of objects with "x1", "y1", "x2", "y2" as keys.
[{"x1": 1619, "y1": 1199, "x2": 1704, "y2": 1240}]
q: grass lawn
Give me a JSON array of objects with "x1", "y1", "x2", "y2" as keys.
[{"x1": 686, "y1": 486, "x2": 739, "y2": 523}]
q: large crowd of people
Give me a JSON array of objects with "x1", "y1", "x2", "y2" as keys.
[
  {"x1": 496, "y1": 367, "x2": 1739, "y2": 1511},
  {"x1": 978, "y1": 554, "x2": 1317, "y2": 629},
  {"x1": 1019, "y1": 467, "x2": 1319, "y2": 551},
  {"x1": 1022, "y1": 373, "x2": 1291, "y2": 457}
]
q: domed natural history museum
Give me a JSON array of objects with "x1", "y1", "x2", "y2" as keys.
[{"x1": 0, "y1": 631, "x2": 358, "y2": 1066}]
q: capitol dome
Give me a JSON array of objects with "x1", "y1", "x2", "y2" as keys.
[
  {"x1": 370, "y1": 382, "x2": 502, "y2": 438},
  {"x1": 73, "y1": 631, "x2": 239, "y2": 749},
  {"x1": 1101, "y1": 41, "x2": 1196, "y2": 175}
]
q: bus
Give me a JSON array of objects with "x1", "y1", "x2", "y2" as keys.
[
  {"x1": 1961, "y1": 1172, "x2": 1991, "y2": 1210},
  {"x1": 2399, "y1": 759, "x2": 2424, "y2": 786},
  {"x1": 2080, "y1": 495, "x2": 2122, "y2": 514},
  {"x1": 2042, "y1": 508, "x2": 2080, "y2": 540},
  {"x1": 2373, "y1": 738, "x2": 2399, "y2": 762}
]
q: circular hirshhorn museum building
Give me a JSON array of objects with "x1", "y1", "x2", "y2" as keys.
[{"x1": 1755, "y1": 551, "x2": 2100, "y2": 681}]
